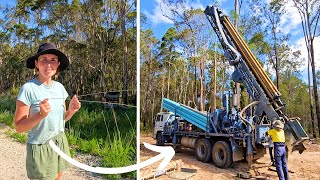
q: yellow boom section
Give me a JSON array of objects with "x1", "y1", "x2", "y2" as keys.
[{"x1": 221, "y1": 16, "x2": 281, "y2": 102}]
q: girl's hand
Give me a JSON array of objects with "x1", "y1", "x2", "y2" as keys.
[
  {"x1": 39, "y1": 98, "x2": 51, "y2": 117},
  {"x1": 69, "y1": 95, "x2": 81, "y2": 112}
]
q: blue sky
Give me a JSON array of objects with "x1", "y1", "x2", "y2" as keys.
[
  {"x1": 0, "y1": 0, "x2": 14, "y2": 6},
  {"x1": 141, "y1": 0, "x2": 320, "y2": 83},
  {"x1": 141, "y1": 0, "x2": 234, "y2": 39}
]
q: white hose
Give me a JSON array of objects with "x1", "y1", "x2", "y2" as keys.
[
  {"x1": 239, "y1": 101, "x2": 260, "y2": 131},
  {"x1": 213, "y1": 7, "x2": 240, "y2": 64}
]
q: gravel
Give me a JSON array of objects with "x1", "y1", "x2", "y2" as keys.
[{"x1": 0, "y1": 125, "x2": 105, "y2": 180}]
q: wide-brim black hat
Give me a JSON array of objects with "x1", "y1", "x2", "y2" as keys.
[{"x1": 27, "y1": 43, "x2": 69, "y2": 71}]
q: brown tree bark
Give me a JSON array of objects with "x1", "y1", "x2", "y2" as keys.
[{"x1": 119, "y1": 0, "x2": 128, "y2": 104}]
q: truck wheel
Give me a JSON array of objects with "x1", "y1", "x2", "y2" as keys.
[
  {"x1": 212, "y1": 141, "x2": 233, "y2": 168},
  {"x1": 156, "y1": 132, "x2": 164, "y2": 146},
  {"x1": 195, "y1": 138, "x2": 212, "y2": 163}
]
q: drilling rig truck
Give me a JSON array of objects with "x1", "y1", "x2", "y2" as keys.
[{"x1": 153, "y1": 5, "x2": 309, "y2": 168}]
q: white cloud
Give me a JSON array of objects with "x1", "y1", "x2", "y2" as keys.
[
  {"x1": 291, "y1": 37, "x2": 320, "y2": 70},
  {"x1": 279, "y1": 0, "x2": 302, "y2": 35},
  {"x1": 144, "y1": 0, "x2": 205, "y2": 25},
  {"x1": 263, "y1": 0, "x2": 320, "y2": 82},
  {"x1": 264, "y1": 37, "x2": 320, "y2": 82},
  {"x1": 143, "y1": 0, "x2": 173, "y2": 25},
  {"x1": 189, "y1": 0, "x2": 205, "y2": 10},
  {"x1": 261, "y1": 0, "x2": 301, "y2": 35}
]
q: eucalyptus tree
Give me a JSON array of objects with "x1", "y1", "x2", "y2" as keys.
[
  {"x1": 292, "y1": 0, "x2": 320, "y2": 137},
  {"x1": 0, "y1": 0, "x2": 137, "y2": 109},
  {"x1": 253, "y1": 0, "x2": 287, "y2": 89},
  {"x1": 119, "y1": 0, "x2": 128, "y2": 104},
  {"x1": 160, "y1": 0, "x2": 215, "y2": 110},
  {"x1": 140, "y1": 28, "x2": 160, "y2": 130},
  {"x1": 158, "y1": 27, "x2": 180, "y2": 100},
  {"x1": 233, "y1": 0, "x2": 242, "y2": 109}
]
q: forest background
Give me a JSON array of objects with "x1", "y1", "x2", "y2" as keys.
[
  {"x1": 0, "y1": 0, "x2": 137, "y2": 179},
  {"x1": 140, "y1": 0, "x2": 320, "y2": 139}
]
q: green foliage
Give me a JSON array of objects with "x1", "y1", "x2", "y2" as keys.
[
  {"x1": 10, "y1": 87, "x2": 20, "y2": 98},
  {"x1": 0, "y1": 111, "x2": 14, "y2": 128},
  {"x1": 0, "y1": 0, "x2": 137, "y2": 108},
  {"x1": 66, "y1": 128, "x2": 81, "y2": 146},
  {"x1": 79, "y1": 138, "x2": 102, "y2": 155},
  {"x1": 65, "y1": 105, "x2": 136, "y2": 180},
  {"x1": 69, "y1": 148, "x2": 76, "y2": 158},
  {"x1": 0, "y1": 97, "x2": 16, "y2": 114},
  {"x1": 6, "y1": 130, "x2": 27, "y2": 143},
  {"x1": 278, "y1": 75, "x2": 312, "y2": 133},
  {"x1": 101, "y1": 133, "x2": 136, "y2": 180}
]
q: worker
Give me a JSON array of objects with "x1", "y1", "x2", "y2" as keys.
[
  {"x1": 266, "y1": 120, "x2": 289, "y2": 180},
  {"x1": 268, "y1": 135, "x2": 275, "y2": 166}
]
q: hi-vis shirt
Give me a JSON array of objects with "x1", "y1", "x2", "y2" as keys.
[
  {"x1": 17, "y1": 78, "x2": 68, "y2": 144},
  {"x1": 267, "y1": 129, "x2": 285, "y2": 142}
]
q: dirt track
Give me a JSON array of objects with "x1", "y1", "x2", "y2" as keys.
[{"x1": 140, "y1": 134, "x2": 320, "y2": 180}]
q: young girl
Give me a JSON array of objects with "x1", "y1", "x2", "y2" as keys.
[{"x1": 14, "y1": 43, "x2": 81, "y2": 180}]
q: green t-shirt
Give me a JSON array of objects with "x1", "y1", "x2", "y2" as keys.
[{"x1": 17, "y1": 78, "x2": 68, "y2": 144}]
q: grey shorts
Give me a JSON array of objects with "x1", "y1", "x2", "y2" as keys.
[{"x1": 26, "y1": 132, "x2": 70, "y2": 180}]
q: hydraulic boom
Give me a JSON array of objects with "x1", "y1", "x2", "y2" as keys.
[{"x1": 204, "y1": 5, "x2": 308, "y2": 153}]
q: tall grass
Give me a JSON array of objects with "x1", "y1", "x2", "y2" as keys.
[
  {"x1": 0, "y1": 111, "x2": 15, "y2": 128},
  {"x1": 0, "y1": 97, "x2": 16, "y2": 114},
  {"x1": 65, "y1": 103, "x2": 137, "y2": 180},
  {"x1": 0, "y1": 98, "x2": 28, "y2": 143}
]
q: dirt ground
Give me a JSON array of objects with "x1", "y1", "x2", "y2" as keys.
[{"x1": 140, "y1": 134, "x2": 320, "y2": 180}]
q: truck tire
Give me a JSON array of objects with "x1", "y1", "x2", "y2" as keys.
[
  {"x1": 212, "y1": 141, "x2": 233, "y2": 168},
  {"x1": 156, "y1": 132, "x2": 164, "y2": 146},
  {"x1": 195, "y1": 138, "x2": 212, "y2": 163}
]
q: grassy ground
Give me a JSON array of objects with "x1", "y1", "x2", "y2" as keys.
[{"x1": 0, "y1": 96, "x2": 137, "y2": 180}]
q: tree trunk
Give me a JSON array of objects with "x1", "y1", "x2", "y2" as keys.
[
  {"x1": 181, "y1": 50, "x2": 191, "y2": 104},
  {"x1": 161, "y1": 75, "x2": 165, "y2": 112},
  {"x1": 310, "y1": 39, "x2": 320, "y2": 136},
  {"x1": 151, "y1": 87, "x2": 156, "y2": 128},
  {"x1": 184, "y1": 64, "x2": 190, "y2": 104},
  {"x1": 167, "y1": 67, "x2": 170, "y2": 99},
  {"x1": 211, "y1": 50, "x2": 217, "y2": 112},
  {"x1": 143, "y1": 72, "x2": 150, "y2": 130},
  {"x1": 200, "y1": 55, "x2": 205, "y2": 111},
  {"x1": 234, "y1": 0, "x2": 239, "y2": 28},
  {"x1": 100, "y1": 55, "x2": 105, "y2": 101},
  {"x1": 120, "y1": 0, "x2": 128, "y2": 104},
  {"x1": 194, "y1": 57, "x2": 197, "y2": 108},
  {"x1": 273, "y1": 26, "x2": 280, "y2": 89},
  {"x1": 308, "y1": 57, "x2": 316, "y2": 138}
]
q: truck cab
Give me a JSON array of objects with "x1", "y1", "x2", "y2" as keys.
[{"x1": 152, "y1": 112, "x2": 176, "y2": 145}]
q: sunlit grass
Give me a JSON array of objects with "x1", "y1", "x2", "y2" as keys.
[
  {"x1": 0, "y1": 111, "x2": 14, "y2": 128},
  {"x1": 6, "y1": 130, "x2": 27, "y2": 143},
  {"x1": 65, "y1": 103, "x2": 137, "y2": 179}
]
